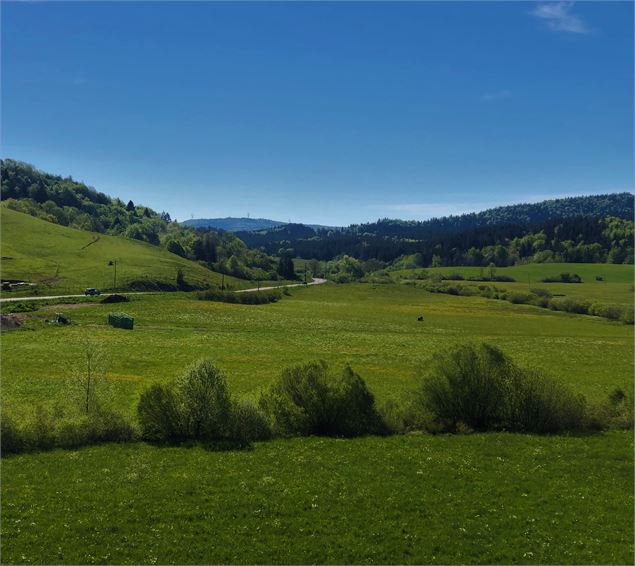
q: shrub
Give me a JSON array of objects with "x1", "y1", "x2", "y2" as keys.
[
  {"x1": 2, "y1": 405, "x2": 136, "y2": 455},
  {"x1": 419, "y1": 343, "x2": 512, "y2": 430},
  {"x1": 259, "y1": 361, "x2": 387, "y2": 437},
  {"x1": 587, "y1": 388, "x2": 634, "y2": 430},
  {"x1": 532, "y1": 296, "x2": 551, "y2": 308},
  {"x1": 25, "y1": 405, "x2": 57, "y2": 450},
  {"x1": 231, "y1": 401, "x2": 272, "y2": 443},
  {"x1": 504, "y1": 370, "x2": 587, "y2": 433},
  {"x1": 57, "y1": 407, "x2": 136, "y2": 448},
  {"x1": 198, "y1": 289, "x2": 281, "y2": 304},
  {"x1": 1, "y1": 414, "x2": 26, "y2": 454},
  {"x1": 416, "y1": 343, "x2": 587, "y2": 433},
  {"x1": 589, "y1": 303, "x2": 626, "y2": 321},
  {"x1": 507, "y1": 292, "x2": 533, "y2": 305},
  {"x1": 542, "y1": 272, "x2": 582, "y2": 283},
  {"x1": 529, "y1": 287, "x2": 552, "y2": 298},
  {"x1": 137, "y1": 359, "x2": 268, "y2": 445},
  {"x1": 137, "y1": 383, "x2": 184, "y2": 442},
  {"x1": 177, "y1": 360, "x2": 233, "y2": 441},
  {"x1": 548, "y1": 297, "x2": 591, "y2": 315}
]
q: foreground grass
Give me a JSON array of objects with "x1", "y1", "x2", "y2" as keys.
[{"x1": 2, "y1": 432, "x2": 632, "y2": 565}]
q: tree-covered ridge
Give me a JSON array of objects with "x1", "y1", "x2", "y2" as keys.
[
  {"x1": 235, "y1": 194, "x2": 634, "y2": 266},
  {"x1": 0, "y1": 159, "x2": 281, "y2": 281},
  {"x1": 1, "y1": 158, "x2": 170, "y2": 241},
  {"x1": 343, "y1": 193, "x2": 634, "y2": 239}
]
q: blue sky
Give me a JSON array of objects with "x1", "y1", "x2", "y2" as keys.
[{"x1": 2, "y1": 1, "x2": 633, "y2": 225}]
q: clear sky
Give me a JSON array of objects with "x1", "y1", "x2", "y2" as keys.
[{"x1": 2, "y1": 1, "x2": 633, "y2": 226}]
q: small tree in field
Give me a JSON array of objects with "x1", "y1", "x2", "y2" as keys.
[{"x1": 72, "y1": 338, "x2": 110, "y2": 414}]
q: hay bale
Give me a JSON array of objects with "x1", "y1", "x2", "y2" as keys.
[{"x1": 107, "y1": 312, "x2": 134, "y2": 330}]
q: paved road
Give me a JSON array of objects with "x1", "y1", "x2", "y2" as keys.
[
  {"x1": 235, "y1": 277, "x2": 327, "y2": 293},
  {"x1": 0, "y1": 278, "x2": 327, "y2": 303}
]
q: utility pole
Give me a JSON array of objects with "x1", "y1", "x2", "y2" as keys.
[
  {"x1": 221, "y1": 273, "x2": 225, "y2": 291},
  {"x1": 108, "y1": 260, "x2": 118, "y2": 291},
  {"x1": 304, "y1": 263, "x2": 307, "y2": 285}
]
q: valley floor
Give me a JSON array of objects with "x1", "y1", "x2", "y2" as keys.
[{"x1": 1, "y1": 269, "x2": 633, "y2": 564}]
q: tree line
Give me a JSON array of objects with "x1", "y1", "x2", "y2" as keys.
[{"x1": 241, "y1": 214, "x2": 634, "y2": 267}]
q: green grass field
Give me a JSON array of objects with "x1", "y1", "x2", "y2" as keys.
[
  {"x1": 0, "y1": 208, "x2": 245, "y2": 294},
  {"x1": 2, "y1": 282, "x2": 633, "y2": 416},
  {"x1": 2, "y1": 432, "x2": 632, "y2": 565},
  {"x1": 393, "y1": 263, "x2": 634, "y2": 307},
  {"x1": 2, "y1": 272, "x2": 634, "y2": 564}
]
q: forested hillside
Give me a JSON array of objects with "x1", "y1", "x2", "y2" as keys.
[
  {"x1": 238, "y1": 194, "x2": 634, "y2": 266},
  {"x1": 0, "y1": 159, "x2": 283, "y2": 281}
]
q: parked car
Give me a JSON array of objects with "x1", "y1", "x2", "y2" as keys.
[{"x1": 84, "y1": 288, "x2": 101, "y2": 296}]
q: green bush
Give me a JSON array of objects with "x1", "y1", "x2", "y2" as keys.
[
  {"x1": 504, "y1": 370, "x2": 587, "y2": 433},
  {"x1": 1, "y1": 413, "x2": 26, "y2": 454},
  {"x1": 529, "y1": 287, "x2": 552, "y2": 298},
  {"x1": 57, "y1": 408, "x2": 136, "y2": 448},
  {"x1": 137, "y1": 384, "x2": 184, "y2": 442},
  {"x1": 542, "y1": 272, "x2": 582, "y2": 283},
  {"x1": 416, "y1": 343, "x2": 588, "y2": 433},
  {"x1": 588, "y1": 388, "x2": 634, "y2": 430},
  {"x1": 548, "y1": 297, "x2": 591, "y2": 315},
  {"x1": 589, "y1": 303, "x2": 626, "y2": 321},
  {"x1": 419, "y1": 343, "x2": 512, "y2": 431},
  {"x1": 137, "y1": 359, "x2": 267, "y2": 445},
  {"x1": 507, "y1": 292, "x2": 533, "y2": 304},
  {"x1": 2, "y1": 406, "x2": 136, "y2": 455},
  {"x1": 198, "y1": 289, "x2": 281, "y2": 304},
  {"x1": 259, "y1": 361, "x2": 387, "y2": 437},
  {"x1": 231, "y1": 401, "x2": 272, "y2": 443},
  {"x1": 177, "y1": 360, "x2": 233, "y2": 441}
]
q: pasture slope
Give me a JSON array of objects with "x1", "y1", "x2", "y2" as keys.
[
  {"x1": 1, "y1": 277, "x2": 633, "y2": 564},
  {"x1": 0, "y1": 207, "x2": 244, "y2": 293}
]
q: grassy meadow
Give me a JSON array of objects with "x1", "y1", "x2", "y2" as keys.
[
  {"x1": 2, "y1": 270, "x2": 634, "y2": 564},
  {"x1": 2, "y1": 432, "x2": 632, "y2": 565},
  {"x1": 392, "y1": 263, "x2": 634, "y2": 307},
  {"x1": 0, "y1": 208, "x2": 245, "y2": 294}
]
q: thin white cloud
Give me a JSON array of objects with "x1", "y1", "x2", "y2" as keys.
[
  {"x1": 531, "y1": 2, "x2": 591, "y2": 34},
  {"x1": 481, "y1": 90, "x2": 511, "y2": 102}
]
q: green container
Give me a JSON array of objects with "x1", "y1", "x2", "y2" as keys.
[{"x1": 107, "y1": 312, "x2": 134, "y2": 330}]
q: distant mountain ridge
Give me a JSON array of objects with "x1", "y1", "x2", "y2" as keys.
[{"x1": 183, "y1": 217, "x2": 335, "y2": 232}]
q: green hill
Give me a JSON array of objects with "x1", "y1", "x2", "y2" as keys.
[{"x1": 0, "y1": 207, "x2": 242, "y2": 293}]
